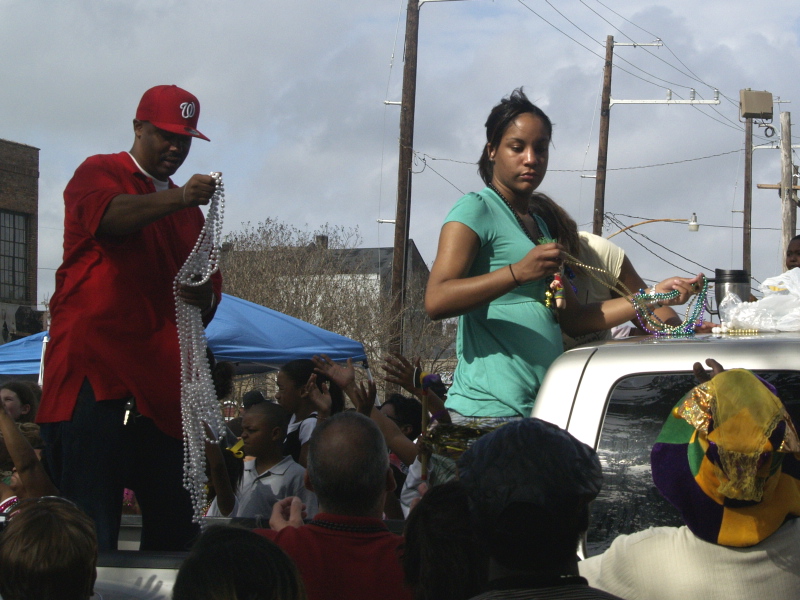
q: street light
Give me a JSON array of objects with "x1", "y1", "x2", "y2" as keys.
[{"x1": 607, "y1": 214, "x2": 699, "y2": 239}]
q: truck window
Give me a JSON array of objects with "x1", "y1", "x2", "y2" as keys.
[{"x1": 586, "y1": 370, "x2": 800, "y2": 556}]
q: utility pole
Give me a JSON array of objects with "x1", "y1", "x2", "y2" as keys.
[
  {"x1": 593, "y1": 35, "x2": 613, "y2": 236},
  {"x1": 387, "y1": 0, "x2": 465, "y2": 355},
  {"x1": 780, "y1": 112, "x2": 796, "y2": 259},
  {"x1": 746, "y1": 91, "x2": 800, "y2": 273},
  {"x1": 743, "y1": 118, "x2": 753, "y2": 275},
  {"x1": 593, "y1": 36, "x2": 718, "y2": 236},
  {"x1": 390, "y1": 0, "x2": 420, "y2": 356}
]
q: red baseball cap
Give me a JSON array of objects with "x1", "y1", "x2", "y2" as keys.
[{"x1": 135, "y1": 85, "x2": 210, "y2": 141}]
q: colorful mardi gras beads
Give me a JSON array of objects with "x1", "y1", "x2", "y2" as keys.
[
  {"x1": 539, "y1": 245, "x2": 707, "y2": 337},
  {"x1": 629, "y1": 275, "x2": 709, "y2": 336}
]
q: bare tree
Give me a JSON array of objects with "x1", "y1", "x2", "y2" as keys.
[{"x1": 220, "y1": 219, "x2": 455, "y2": 393}]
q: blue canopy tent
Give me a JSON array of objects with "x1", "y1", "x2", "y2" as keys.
[
  {"x1": 0, "y1": 294, "x2": 367, "y2": 379},
  {"x1": 206, "y1": 294, "x2": 367, "y2": 373},
  {"x1": 0, "y1": 331, "x2": 47, "y2": 380}
]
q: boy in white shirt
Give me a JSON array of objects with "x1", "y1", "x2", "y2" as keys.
[{"x1": 207, "y1": 402, "x2": 317, "y2": 522}]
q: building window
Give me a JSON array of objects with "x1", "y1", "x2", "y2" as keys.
[{"x1": 0, "y1": 211, "x2": 27, "y2": 302}]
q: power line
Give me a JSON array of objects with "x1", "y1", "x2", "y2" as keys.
[
  {"x1": 516, "y1": 0, "x2": 701, "y2": 93},
  {"x1": 515, "y1": 0, "x2": 753, "y2": 150},
  {"x1": 579, "y1": 1, "x2": 709, "y2": 90},
  {"x1": 412, "y1": 152, "x2": 466, "y2": 195},
  {"x1": 556, "y1": 148, "x2": 743, "y2": 171},
  {"x1": 541, "y1": 0, "x2": 753, "y2": 138},
  {"x1": 407, "y1": 147, "x2": 744, "y2": 173},
  {"x1": 585, "y1": 3, "x2": 777, "y2": 142},
  {"x1": 607, "y1": 213, "x2": 781, "y2": 232},
  {"x1": 605, "y1": 213, "x2": 713, "y2": 273},
  {"x1": 542, "y1": 0, "x2": 603, "y2": 46}
]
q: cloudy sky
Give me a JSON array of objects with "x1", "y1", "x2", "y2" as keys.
[{"x1": 2, "y1": 0, "x2": 798, "y2": 310}]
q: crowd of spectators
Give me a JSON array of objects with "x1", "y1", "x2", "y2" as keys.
[{"x1": 1, "y1": 354, "x2": 798, "y2": 600}]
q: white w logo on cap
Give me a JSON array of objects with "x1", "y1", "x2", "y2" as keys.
[{"x1": 180, "y1": 102, "x2": 196, "y2": 119}]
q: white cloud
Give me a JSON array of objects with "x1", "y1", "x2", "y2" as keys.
[{"x1": 1, "y1": 0, "x2": 797, "y2": 309}]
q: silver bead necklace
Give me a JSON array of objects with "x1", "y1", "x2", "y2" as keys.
[{"x1": 173, "y1": 172, "x2": 226, "y2": 525}]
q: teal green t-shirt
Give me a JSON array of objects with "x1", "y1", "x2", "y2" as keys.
[{"x1": 443, "y1": 188, "x2": 563, "y2": 418}]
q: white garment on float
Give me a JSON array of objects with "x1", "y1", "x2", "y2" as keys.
[
  {"x1": 579, "y1": 519, "x2": 800, "y2": 600},
  {"x1": 563, "y1": 232, "x2": 626, "y2": 350}
]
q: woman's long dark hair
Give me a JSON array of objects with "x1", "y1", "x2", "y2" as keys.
[
  {"x1": 478, "y1": 88, "x2": 553, "y2": 186},
  {"x1": 530, "y1": 191, "x2": 580, "y2": 258}
]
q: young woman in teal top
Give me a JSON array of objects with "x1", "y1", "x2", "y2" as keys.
[{"x1": 425, "y1": 89, "x2": 701, "y2": 419}]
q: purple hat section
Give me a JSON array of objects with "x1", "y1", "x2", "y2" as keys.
[{"x1": 651, "y1": 441, "x2": 724, "y2": 544}]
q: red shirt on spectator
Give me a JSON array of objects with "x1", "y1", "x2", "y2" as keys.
[{"x1": 257, "y1": 513, "x2": 413, "y2": 600}]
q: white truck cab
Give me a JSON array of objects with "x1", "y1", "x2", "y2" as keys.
[{"x1": 531, "y1": 332, "x2": 800, "y2": 555}]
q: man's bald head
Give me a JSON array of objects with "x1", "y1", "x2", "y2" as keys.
[{"x1": 307, "y1": 412, "x2": 390, "y2": 516}]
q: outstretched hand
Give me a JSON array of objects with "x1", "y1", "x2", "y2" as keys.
[
  {"x1": 269, "y1": 496, "x2": 306, "y2": 532},
  {"x1": 351, "y1": 379, "x2": 378, "y2": 417},
  {"x1": 312, "y1": 355, "x2": 355, "y2": 391},
  {"x1": 693, "y1": 358, "x2": 725, "y2": 383},
  {"x1": 307, "y1": 374, "x2": 332, "y2": 419},
  {"x1": 382, "y1": 353, "x2": 422, "y2": 396}
]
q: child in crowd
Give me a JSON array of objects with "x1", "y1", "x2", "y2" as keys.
[
  {"x1": 276, "y1": 359, "x2": 343, "y2": 467},
  {"x1": 380, "y1": 393, "x2": 422, "y2": 519},
  {"x1": 0, "y1": 381, "x2": 39, "y2": 423},
  {"x1": 207, "y1": 401, "x2": 317, "y2": 521}
]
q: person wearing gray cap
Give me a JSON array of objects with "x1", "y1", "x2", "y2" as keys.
[{"x1": 458, "y1": 418, "x2": 626, "y2": 600}]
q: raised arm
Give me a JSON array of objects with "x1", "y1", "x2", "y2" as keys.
[
  {"x1": 382, "y1": 353, "x2": 423, "y2": 397},
  {"x1": 559, "y1": 272, "x2": 703, "y2": 337},
  {"x1": 97, "y1": 173, "x2": 218, "y2": 236},
  {"x1": 203, "y1": 423, "x2": 237, "y2": 517},
  {"x1": 425, "y1": 222, "x2": 562, "y2": 320},
  {"x1": 312, "y1": 355, "x2": 356, "y2": 399},
  {"x1": 0, "y1": 408, "x2": 58, "y2": 499},
  {"x1": 351, "y1": 381, "x2": 419, "y2": 467}
]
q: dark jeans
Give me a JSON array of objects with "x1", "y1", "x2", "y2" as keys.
[{"x1": 40, "y1": 380, "x2": 198, "y2": 551}]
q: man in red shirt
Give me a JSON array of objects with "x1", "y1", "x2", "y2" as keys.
[
  {"x1": 38, "y1": 85, "x2": 222, "y2": 551},
  {"x1": 259, "y1": 412, "x2": 412, "y2": 600}
]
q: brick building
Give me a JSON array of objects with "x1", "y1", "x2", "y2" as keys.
[{"x1": 0, "y1": 139, "x2": 42, "y2": 342}]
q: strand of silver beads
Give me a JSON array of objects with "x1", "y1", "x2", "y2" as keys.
[{"x1": 173, "y1": 172, "x2": 226, "y2": 525}]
